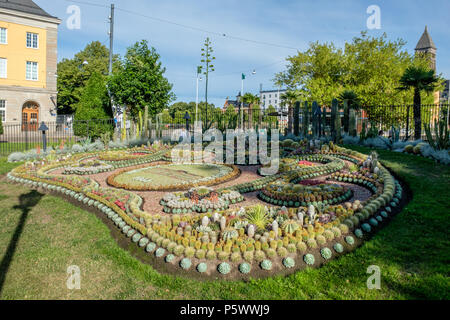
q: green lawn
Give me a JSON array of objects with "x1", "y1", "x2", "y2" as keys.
[{"x1": 0, "y1": 147, "x2": 449, "y2": 300}]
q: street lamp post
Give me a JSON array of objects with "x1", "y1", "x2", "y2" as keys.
[{"x1": 240, "y1": 70, "x2": 256, "y2": 130}]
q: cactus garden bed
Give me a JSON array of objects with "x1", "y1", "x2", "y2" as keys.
[{"x1": 5, "y1": 142, "x2": 408, "y2": 280}]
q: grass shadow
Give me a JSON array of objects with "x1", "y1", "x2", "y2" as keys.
[{"x1": 0, "y1": 190, "x2": 43, "y2": 295}]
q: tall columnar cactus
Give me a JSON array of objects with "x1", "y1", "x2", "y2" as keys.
[
  {"x1": 360, "y1": 121, "x2": 367, "y2": 142},
  {"x1": 137, "y1": 110, "x2": 143, "y2": 138},
  {"x1": 143, "y1": 106, "x2": 149, "y2": 139},
  {"x1": 343, "y1": 100, "x2": 349, "y2": 134},
  {"x1": 331, "y1": 99, "x2": 341, "y2": 142},
  {"x1": 349, "y1": 108, "x2": 357, "y2": 137},
  {"x1": 312, "y1": 101, "x2": 320, "y2": 137},
  {"x1": 424, "y1": 119, "x2": 449, "y2": 150},
  {"x1": 294, "y1": 101, "x2": 300, "y2": 136},
  {"x1": 303, "y1": 101, "x2": 309, "y2": 137},
  {"x1": 121, "y1": 111, "x2": 127, "y2": 142},
  {"x1": 322, "y1": 107, "x2": 327, "y2": 136},
  {"x1": 148, "y1": 118, "x2": 153, "y2": 140},
  {"x1": 391, "y1": 125, "x2": 400, "y2": 143}
]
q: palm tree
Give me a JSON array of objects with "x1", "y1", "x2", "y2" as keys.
[
  {"x1": 280, "y1": 90, "x2": 299, "y2": 134},
  {"x1": 398, "y1": 66, "x2": 440, "y2": 140},
  {"x1": 338, "y1": 90, "x2": 361, "y2": 134},
  {"x1": 242, "y1": 93, "x2": 259, "y2": 129}
]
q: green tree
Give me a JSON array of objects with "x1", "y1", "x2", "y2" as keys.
[
  {"x1": 275, "y1": 32, "x2": 436, "y2": 107},
  {"x1": 264, "y1": 105, "x2": 278, "y2": 128},
  {"x1": 280, "y1": 90, "x2": 300, "y2": 134},
  {"x1": 242, "y1": 93, "x2": 260, "y2": 129},
  {"x1": 275, "y1": 42, "x2": 345, "y2": 105},
  {"x1": 338, "y1": 90, "x2": 361, "y2": 133},
  {"x1": 200, "y1": 38, "x2": 215, "y2": 128},
  {"x1": 73, "y1": 72, "x2": 113, "y2": 138},
  {"x1": 57, "y1": 41, "x2": 119, "y2": 114},
  {"x1": 109, "y1": 40, "x2": 175, "y2": 118},
  {"x1": 398, "y1": 66, "x2": 441, "y2": 140}
]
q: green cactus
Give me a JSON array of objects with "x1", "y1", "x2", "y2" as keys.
[
  {"x1": 312, "y1": 101, "x2": 319, "y2": 137},
  {"x1": 294, "y1": 101, "x2": 300, "y2": 136},
  {"x1": 391, "y1": 125, "x2": 400, "y2": 143},
  {"x1": 424, "y1": 119, "x2": 449, "y2": 150},
  {"x1": 349, "y1": 108, "x2": 357, "y2": 137},
  {"x1": 331, "y1": 99, "x2": 341, "y2": 142},
  {"x1": 360, "y1": 120, "x2": 366, "y2": 142},
  {"x1": 303, "y1": 101, "x2": 309, "y2": 137},
  {"x1": 121, "y1": 111, "x2": 127, "y2": 141},
  {"x1": 260, "y1": 259, "x2": 272, "y2": 270},
  {"x1": 218, "y1": 262, "x2": 231, "y2": 275},
  {"x1": 143, "y1": 105, "x2": 149, "y2": 139},
  {"x1": 137, "y1": 110, "x2": 143, "y2": 138},
  {"x1": 303, "y1": 253, "x2": 315, "y2": 265},
  {"x1": 239, "y1": 262, "x2": 251, "y2": 274},
  {"x1": 320, "y1": 247, "x2": 332, "y2": 260}
]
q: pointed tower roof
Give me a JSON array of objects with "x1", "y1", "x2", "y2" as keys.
[{"x1": 415, "y1": 26, "x2": 437, "y2": 50}]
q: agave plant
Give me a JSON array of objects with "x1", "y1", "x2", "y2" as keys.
[{"x1": 245, "y1": 205, "x2": 270, "y2": 231}]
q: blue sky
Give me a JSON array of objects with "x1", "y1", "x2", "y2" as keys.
[{"x1": 36, "y1": 0, "x2": 450, "y2": 107}]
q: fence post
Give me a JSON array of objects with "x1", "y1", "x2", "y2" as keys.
[{"x1": 294, "y1": 101, "x2": 300, "y2": 136}]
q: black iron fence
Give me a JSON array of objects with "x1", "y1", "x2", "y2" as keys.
[
  {"x1": 1, "y1": 104, "x2": 448, "y2": 156},
  {"x1": 362, "y1": 103, "x2": 449, "y2": 140}
]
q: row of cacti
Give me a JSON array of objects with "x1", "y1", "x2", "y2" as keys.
[{"x1": 7, "y1": 144, "x2": 403, "y2": 278}]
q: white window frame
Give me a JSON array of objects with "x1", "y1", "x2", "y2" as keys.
[
  {"x1": 26, "y1": 61, "x2": 38, "y2": 81},
  {"x1": 0, "y1": 58, "x2": 7, "y2": 78},
  {"x1": 26, "y1": 32, "x2": 39, "y2": 49},
  {"x1": 0, "y1": 100, "x2": 6, "y2": 122},
  {"x1": 0, "y1": 28, "x2": 7, "y2": 44}
]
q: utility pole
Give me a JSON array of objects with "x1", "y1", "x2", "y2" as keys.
[
  {"x1": 109, "y1": 4, "x2": 114, "y2": 75},
  {"x1": 108, "y1": 3, "x2": 116, "y2": 132}
]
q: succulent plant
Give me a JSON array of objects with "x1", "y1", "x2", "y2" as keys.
[
  {"x1": 304, "y1": 254, "x2": 315, "y2": 265},
  {"x1": 345, "y1": 236, "x2": 355, "y2": 245},
  {"x1": 218, "y1": 262, "x2": 231, "y2": 275},
  {"x1": 354, "y1": 229, "x2": 364, "y2": 238},
  {"x1": 146, "y1": 242, "x2": 156, "y2": 253},
  {"x1": 333, "y1": 243, "x2": 344, "y2": 253},
  {"x1": 260, "y1": 259, "x2": 273, "y2": 270},
  {"x1": 239, "y1": 263, "x2": 251, "y2": 274},
  {"x1": 247, "y1": 224, "x2": 255, "y2": 238},
  {"x1": 320, "y1": 247, "x2": 332, "y2": 260},
  {"x1": 197, "y1": 262, "x2": 207, "y2": 273},
  {"x1": 155, "y1": 248, "x2": 165, "y2": 257},
  {"x1": 281, "y1": 220, "x2": 299, "y2": 234},
  {"x1": 221, "y1": 227, "x2": 238, "y2": 241},
  {"x1": 283, "y1": 257, "x2": 295, "y2": 268},
  {"x1": 361, "y1": 223, "x2": 371, "y2": 233},
  {"x1": 165, "y1": 254, "x2": 175, "y2": 263},
  {"x1": 220, "y1": 216, "x2": 227, "y2": 231},
  {"x1": 202, "y1": 216, "x2": 210, "y2": 227},
  {"x1": 180, "y1": 258, "x2": 192, "y2": 270}
]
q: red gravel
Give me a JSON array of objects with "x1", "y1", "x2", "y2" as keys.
[{"x1": 47, "y1": 162, "x2": 372, "y2": 215}]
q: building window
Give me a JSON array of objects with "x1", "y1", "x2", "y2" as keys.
[
  {"x1": 0, "y1": 100, "x2": 5, "y2": 122},
  {"x1": 26, "y1": 32, "x2": 39, "y2": 49},
  {"x1": 0, "y1": 58, "x2": 6, "y2": 78},
  {"x1": 0, "y1": 28, "x2": 7, "y2": 44},
  {"x1": 26, "y1": 61, "x2": 38, "y2": 80}
]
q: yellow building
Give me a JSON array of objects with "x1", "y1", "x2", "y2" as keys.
[{"x1": 0, "y1": 0, "x2": 60, "y2": 129}]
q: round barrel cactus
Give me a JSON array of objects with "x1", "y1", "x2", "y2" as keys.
[
  {"x1": 180, "y1": 258, "x2": 192, "y2": 270},
  {"x1": 218, "y1": 262, "x2": 231, "y2": 275},
  {"x1": 283, "y1": 257, "x2": 295, "y2": 268},
  {"x1": 304, "y1": 254, "x2": 315, "y2": 265},
  {"x1": 197, "y1": 263, "x2": 207, "y2": 273},
  {"x1": 239, "y1": 263, "x2": 251, "y2": 274}
]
